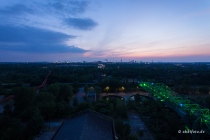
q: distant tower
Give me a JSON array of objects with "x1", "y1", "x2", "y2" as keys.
[{"x1": 121, "y1": 57, "x2": 122, "y2": 63}]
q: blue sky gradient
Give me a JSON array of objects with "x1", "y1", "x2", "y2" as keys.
[{"x1": 0, "y1": 0, "x2": 210, "y2": 62}]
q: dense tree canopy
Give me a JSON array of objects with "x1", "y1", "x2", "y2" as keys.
[{"x1": 0, "y1": 62, "x2": 210, "y2": 139}]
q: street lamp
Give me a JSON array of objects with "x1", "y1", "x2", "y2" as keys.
[
  {"x1": 121, "y1": 86, "x2": 125, "y2": 91},
  {"x1": 105, "y1": 86, "x2": 109, "y2": 91},
  {"x1": 105, "y1": 86, "x2": 109, "y2": 94}
]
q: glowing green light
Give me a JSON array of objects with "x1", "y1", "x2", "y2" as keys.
[
  {"x1": 185, "y1": 126, "x2": 190, "y2": 131},
  {"x1": 139, "y1": 82, "x2": 210, "y2": 132}
]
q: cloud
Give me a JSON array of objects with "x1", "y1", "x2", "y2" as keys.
[
  {"x1": 0, "y1": 1, "x2": 97, "y2": 31},
  {"x1": 0, "y1": 25, "x2": 88, "y2": 53},
  {"x1": 65, "y1": 17, "x2": 98, "y2": 30},
  {"x1": 0, "y1": 0, "x2": 89, "y2": 16},
  {"x1": 0, "y1": 4, "x2": 33, "y2": 15},
  {"x1": 48, "y1": 0, "x2": 89, "y2": 15}
]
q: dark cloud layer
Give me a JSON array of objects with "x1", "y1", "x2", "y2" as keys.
[
  {"x1": 0, "y1": 0, "x2": 98, "y2": 31},
  {"x1": 0, "y1": 4, "x2": 33, "y2": 15},
  {"x1": 0, "y1": 0, "x2": 96, "y2": 55},
  {"x1": 65, "y1": 17, "x2": 98, "y2": 30},
  {"x1": 49, "y1": 0, "x2": 89, "y2": 15},
  {"x1": 0, "y1": 0, "x2": 89, "y2": 16},
  {"x1": 0, "y1": 25, "x2": 87, "y2": 53}
]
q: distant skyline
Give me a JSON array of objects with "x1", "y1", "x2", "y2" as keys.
[{"x1": 0, "y1": 0, "x2": 210, "y2": 62}]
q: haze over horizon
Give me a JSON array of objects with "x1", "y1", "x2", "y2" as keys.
[{"x1": 0, "y1": 0, "x2": 210, "y2": 62}]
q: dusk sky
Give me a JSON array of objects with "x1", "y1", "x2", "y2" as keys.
[{"x1": 0, "y1": 0, "x2": 210, "y2": 62}]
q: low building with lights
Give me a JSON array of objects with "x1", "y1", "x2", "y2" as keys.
[{"x1": 97, "y1": 64, "x2": 105, "y2": 69}]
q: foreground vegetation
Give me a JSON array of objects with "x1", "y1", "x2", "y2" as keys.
[{"x1": 0, "y1": 84, "x2": 74, "y2": 139}]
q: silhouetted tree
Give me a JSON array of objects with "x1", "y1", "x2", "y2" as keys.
[
  {"x1": 84, "y1": 85, "x2": 89, "y2": 93},
  {"x1": 25, "y1": 114, "x2": 44, "y2": 139},
  {"x1": 35, "y1": 92, "x2": 56, "y2": 120},
  {"x1": 115, "y1": 120, "x2": 131, "y2": 140},
  {"x1": 3, "y1": 104, "x2": 13, "y2": 116},
  {"x1": 73, "y1": 97, "x2": 78, "y2": 107},
  {"x1": 72, "y1": 81, "x2": 79, "y2": 94}
]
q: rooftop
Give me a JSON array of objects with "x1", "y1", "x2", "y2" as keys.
[{"x1": 52, "y1": 110, "x2": 115, "y2": 140}]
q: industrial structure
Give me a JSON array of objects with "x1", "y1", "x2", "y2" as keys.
[{"x1": 139, "y1": 82, "x2": 210, "y2": 133}]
